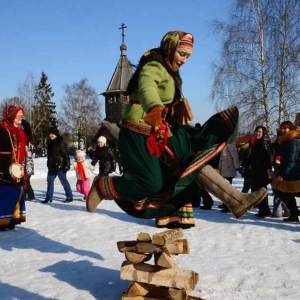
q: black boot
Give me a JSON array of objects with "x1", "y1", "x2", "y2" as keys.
[
  {"x1": 41, "y1": 198, "x2": 52, "y2": 204},
  {"x1": 220, "y1": 205, "x2": 230, "y2": 213},
  {"x1": 26, "y1": 184, "x2": 35, "y2": 201},
  {"x1": 199, "y1": 205, "x2": 212, "y2": 210},
  {"x1": 255, "y1": 196, "x2": 271, "y2": 217},
  {"x1": 283, "y1": 216, "x2": 299, "y2": 223},
  {"x1": 64, "y1": 199, "x2": 73, "y2": 203}
]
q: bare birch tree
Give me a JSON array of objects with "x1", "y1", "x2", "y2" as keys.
[
  {"x1": 211, "y1": 0, "x2": 300, "y2": 136},
  {"x1": 17, "y1": 71, "x2": 36, "y2": 123},
  {"x1": 0, "y1": 97, "x2": 25, "y2": 113},
  {"x1": 59, "y1": 78, "x2": 102, "y2": 149}
]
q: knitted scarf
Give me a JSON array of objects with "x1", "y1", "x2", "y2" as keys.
[{"x1": 77, "y1": 162, "x2": 87, "y2": 181}]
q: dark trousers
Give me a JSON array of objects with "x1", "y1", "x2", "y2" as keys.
[
  {"x1": 242, "y1": 177, "x2": 251, "y2": 193},
  {"x1": 251, "y1": 181, "x2": 271, "y2": 214},
  {"x1": 200, "y1": 189, "x2": 214, "y2": 207},
  {"x1": 274, "y1": 190, "x2": 300, "y2": 217}
]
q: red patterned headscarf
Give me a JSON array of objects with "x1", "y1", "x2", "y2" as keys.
[
  {"x1": 160, "y1": 31, "x2": 194, "y2": 71},
  {"x1": 1, "y1": 105, "x2": 28, "y2": 169},
  {"x1": 3, "y1": 105, "x2": 24, "y2": 124}
]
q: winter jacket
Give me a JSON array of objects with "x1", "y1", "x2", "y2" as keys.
[
  {"x1": 123, "y1": 61, "x2": 177, "y2": 135},
  {"x1": 250, "y1": 136, "x2": 273, "y2": 188},
  {"x1": 69, "y1": 160, "x2": 94, "y2": 180},
  {"x1": 47, "y1": 136, "x2": 70, "y2": 172},
  {"x1": 91, "y1": 146, "x2": 116, "y2": 175},
  {"x1": 218, "y1": 143, "x2": 240, "y2": 179},
  {"x1": 271, "y1": 129, "x2": 300, "y2": 193},
  {"x1": 0, "y1": 119, "x2": 31, "y2": 185}
]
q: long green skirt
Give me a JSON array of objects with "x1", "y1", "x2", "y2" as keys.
[{"x1": 98, "y1": 107, "x2": 238, "y2": 219}]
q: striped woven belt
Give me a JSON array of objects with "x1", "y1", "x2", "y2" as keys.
[{"x1": 122, "y1": 119, "x2": 152, "y2": 135}]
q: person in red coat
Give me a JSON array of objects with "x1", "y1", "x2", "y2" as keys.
[{"x1": 0, "y1": 105, "x2": 31, "y2": 230}]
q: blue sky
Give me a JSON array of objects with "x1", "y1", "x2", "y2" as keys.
[{"x1": 0, "y1": 0, "x2": 231, "y2": 124}]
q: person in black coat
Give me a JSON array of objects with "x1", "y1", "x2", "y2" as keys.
[
  {"x1": 250, "y1": 126, "x2": 273, "y2": 217},
  {"x1": 91, "y1": 136, "x2": 116, "y2": 176},
  {"x1": 41, "y1": 127, "x2": 73, "y2": 204}
]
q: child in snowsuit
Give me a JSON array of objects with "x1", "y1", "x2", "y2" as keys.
[{"x1": 70, "y1": 150, "x2": 94, "y2": 201}]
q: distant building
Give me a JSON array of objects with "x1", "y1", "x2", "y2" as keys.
[{"x1": 92, "y1": 23, "x2": 133, "y2": 149}]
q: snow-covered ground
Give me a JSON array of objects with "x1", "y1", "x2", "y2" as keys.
[{"x1": 1, "y1": 157, "x2": 299, "y2": 300}]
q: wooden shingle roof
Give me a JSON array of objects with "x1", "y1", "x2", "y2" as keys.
[{"x1": 103, "y1": 44, "x2": 132, "y2": 94}]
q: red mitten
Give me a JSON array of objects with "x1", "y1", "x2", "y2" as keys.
[{"x1": 144, "y1": 105, "x2": 166, "y2": 127}]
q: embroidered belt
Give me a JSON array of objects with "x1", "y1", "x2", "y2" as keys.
[{"x1": 122, "y1": 119, "x2": 152, "y2": 135}]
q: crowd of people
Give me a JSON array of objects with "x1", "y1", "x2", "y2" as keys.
[
  {"x1": 1, "y1": 108, "x2": 299, "y2": 231},
  {"x1": 1, "y1": 30, "x2": 299, "y2": 231},
  {"x1": 0, "y1": 103, "x2": 120, "y2": 230},
  {"x1": 196, "y1": 124, "x2": 300, "y2": 223}
]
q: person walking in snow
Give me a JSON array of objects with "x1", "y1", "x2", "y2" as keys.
[
  {"x1": 69, "y1": 150, "x2": 94, "y2": 202},
  {"x1": 42, "y1": 127, "x2": 73, "y2": 204},
  {"x1": 91, "y1": 136, "x2": 116, "y2": 176}
]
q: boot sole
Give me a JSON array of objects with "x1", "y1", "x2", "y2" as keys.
[
  {"x1": 234, "y1": 189, "x2": 268, "y2": 219},
  {"x1": 86, "y1": 176, "x2": 102, "y2": 212}
]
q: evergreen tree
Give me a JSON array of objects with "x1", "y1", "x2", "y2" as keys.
[{"x1": 31, "y1": 72, "x2": 57, "y2": 147}]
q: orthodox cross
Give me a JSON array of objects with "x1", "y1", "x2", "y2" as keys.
[{"x1": 119, "y1": 23, "x2": 127, "y2": 44}]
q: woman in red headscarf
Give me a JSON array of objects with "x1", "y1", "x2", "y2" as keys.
[
  {"x1": 0, "y1": 104, "x2": 32, "y2": 230},
  {"x1": 86, "y1": 31, "x2": 267, "y2": 228}
]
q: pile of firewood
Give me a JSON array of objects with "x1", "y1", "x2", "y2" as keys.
[{"x1": 117, "y1": 228, "x2": 204, "y2": 300}]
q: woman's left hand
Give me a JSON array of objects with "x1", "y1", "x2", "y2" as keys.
[{"x1": 144, "y1": 105, "x2": 168, "y2": 127}]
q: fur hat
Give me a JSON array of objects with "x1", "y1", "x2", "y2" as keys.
[
  {"x1": 76, "y1": 150, "x2": 86, "y2": 158},
  {"x1": 49, "y1": 127, "x2": 59, "y2": 136},
  {"x1": 97, "y1": 136, "x2": 107, "y2": 144}
]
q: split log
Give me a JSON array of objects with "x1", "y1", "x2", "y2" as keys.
[
  {"x1": 177, "y1": 239, "x2": 190, "y2": 254},
  {"x1": 126, "y1": 282, "x2": 188, "y2": 300},
  {"x1": 122, "y1": 295, "x2": 163, "y2": 300},
  {"x1": 154, "y1": 252, "x2": 179, "y2": 269},
  {"x1": 152, "y1": 229, "x2": 183, "y2": 246},
  {"x1": 117, "y1": 241, "x2": 138, "y2": 253},
  {"x1": 137, "y1": 232, "x2": 152, "y2": 242},
  {"x1": 125, "y1": 252, "x2": 152, "y2": 264},
  {"x1": 122, "y1": 295, "x2": 204, "y2": 300},
  {"x1": 117, "y1": 240, "x2": 189, "y2": 255},
  {"x1": 126, "y1": 282, "x2": 152, "y2": 296},
  {"x1": 120, "y1": 261, "x2": 199, "y2": 290}
]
